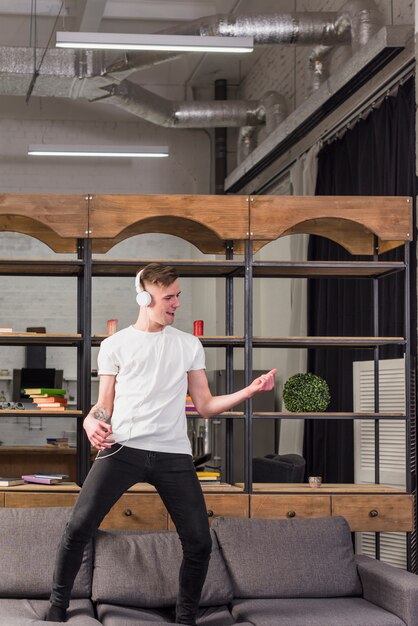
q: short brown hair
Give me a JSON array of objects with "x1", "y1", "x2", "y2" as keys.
[{"x1": 139, "y1": 263, "x2": 179, "y2": 289}]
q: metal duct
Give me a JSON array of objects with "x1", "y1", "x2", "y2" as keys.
[
  {"x1": 237, "y1": 91, "x2": 287, "y2": 164},
  {"x1": 237, "y1": 126, "x2": 258, "y2": 164},
  {"x1": 307, "y1": 45, "x2": 333, "y2": 94},
  {"x1": 338, "y1": 0, "x2": 384, "y2": 50},
  {"x1": 103, "y1": 81, "x2": 264, "y2": 128},
  {"x1": 104, "y1": 11, "x2": 351, "y2": 80},
  {"x1": 0, "y1": 1, "x2": 383, "y2": 152},
  {"x1": 306, "y1": 0, "x2": 383, "y2": 91},
  {"x1": 200, "y1": 13, "x2": 350, "y2": 44}
]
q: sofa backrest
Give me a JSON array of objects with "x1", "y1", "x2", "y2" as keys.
[
  {"x1": 212, "y1": 515, "x2": 362, "y2": 599},
  {"x1": 92, "y1": 528, "x2": 233, "y2": 608},
  {"x1": 0, "y1": 507, "x2": 93, "y2": 598}
]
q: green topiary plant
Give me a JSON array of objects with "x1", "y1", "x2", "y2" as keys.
[{"x1": 283, "y1": 372, "x2": 331, "y2": 412}]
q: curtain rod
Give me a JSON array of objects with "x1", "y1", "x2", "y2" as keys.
[{"x1": 320, "y1": 64, "x2": 414, "y2": 147}]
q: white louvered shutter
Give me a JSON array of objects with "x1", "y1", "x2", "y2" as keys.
[{"x1": 353, "y1": 358, "x2": 407, "y2": 568}]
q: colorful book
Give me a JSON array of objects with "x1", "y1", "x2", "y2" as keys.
[
  {"x1": 0, "y1": 477, "x2": 25, "y2": 486},
  {"x1": 197, "y1": 471, "x2": 220, "y2": 477},
  {"x1": 23, "y1": 388, "x2": 66, "y2": 396},
  {"x1": 36, "y1": 402, "x2": 67, "y2": 409},
  {"x1": 34, "y1": 473, "x2": 68, "y2": 480},
  {"x1": 21, "y1": 474, "x2": 62, "y2": 485},
  {"x1": 32, "y1": 397, "x2": 67, "y2": 404}
]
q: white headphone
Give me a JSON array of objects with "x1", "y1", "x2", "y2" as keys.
[{"x1": 135, "y1": 270, "x2": 152, "y2": 307}]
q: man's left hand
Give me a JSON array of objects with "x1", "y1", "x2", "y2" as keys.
[{"x1": 247, "y1": 369, "x2": 277, "y2": 397}]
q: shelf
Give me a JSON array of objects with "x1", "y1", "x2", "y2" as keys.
[
  {"x1": 0, "y1": 481, "x2": 80, "y2": 492},
  {"x1": 252, "y1": 412, "x2": 407, "y2": 420},
  {"x1": 0, "y1": 258, "x2": 83, "y2": 276},
  {"x1": 236, "y1": 483, "x2": 408, "y2": 494},
  {"x1": 92, "y1": 335, "x2": 245, "y2": 347},
  {"x1": 252, "y1": 260, "x2": 406, "y2": 278},
  {"x1": 91, "y1": 334, "x2": 405, "y2": 349},
  {"x1": 125, "y1": 482, "x2": 244, "y2": 493},
  {"x1": 92, "y1": 259, "x2": 245, "y2": 278},
  {"x1": 0, "y1": 333, "x2": 82, "y2": 346},
  {"x1": 0, "y1": 409, "x2": 83, "y2": 416},
  {"x1": 186, "y1": 411, "x2": 244, "y2": 419},
  {"x1": 252, "y1": 336, "x2": 405, "y2": 348}
]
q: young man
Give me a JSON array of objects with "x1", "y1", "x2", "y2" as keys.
[{"x1": 46, "y1": 263, "x2": 276, "y2": 625}]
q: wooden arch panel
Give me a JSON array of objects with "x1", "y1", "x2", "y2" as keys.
[
  {"x1": 250, "y1": 196, "x2": 412, "y2": 254},
  {"x1": 89, "y1": 194, "x2": 249, "y2": 250},
  {"x1": 0, "y1": 194, "x2": 88, "y2": 240},
  {"x1": 92, "y1": 216, "x2": 241, "y2": 254},
  {"x1": 0, "y1": 215, "x2": 77, "y2": 253}
]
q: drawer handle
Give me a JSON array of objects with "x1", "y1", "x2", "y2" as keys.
[
  {"x1": 207, "y1": 509, "x2": 214, "y2": 518},
  {"x1": 369, "y1": 509, "x2": 379, "y2": 518},
  {"x1": 287, "y1": 510, "x2": 296, "y2": 518},
  {"x1": 124, "y1": 508, "x2": 133, "y2": 517}
]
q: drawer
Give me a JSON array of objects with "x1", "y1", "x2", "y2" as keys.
[
  {"x1": 0, "y1": 492, "x2": 4, "y2": 506},
  {"x1": 332, "y1": 495, "x2": 414, "y2": 532},
  {"x1": 100, "y1": 494, "x2": 168, "y2": 530},
  {"x1": 5, "y1": 493, "x2": 78, "y2": 508},
  {"x1": 168, "y1": 494, "x2": 249, "y2": 530},
  {"x1": 251, "y1": 495, "x2": 331, "y2": 520}
]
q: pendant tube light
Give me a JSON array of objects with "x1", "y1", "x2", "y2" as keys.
[
  {"x1": 56, "y1": 32, "x2": 254, "y2": 53},
  {"x1": 28, "y1": 145, "x2": 169, "y2": 158}
]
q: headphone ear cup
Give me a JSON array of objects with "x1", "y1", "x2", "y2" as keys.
[{"x1": 136, "y1": 290, "x2": 152, "y2": 307}]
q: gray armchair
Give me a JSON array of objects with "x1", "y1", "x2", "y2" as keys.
[{"x1": 252, "y1": 453, "x2": 306, "y2": 482}]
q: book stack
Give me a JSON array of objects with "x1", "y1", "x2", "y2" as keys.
[
  {"x1": 21, "y1": 473, "x2": 69, "y2": 485},
  {"x1": 0, "y1": 477, "x2": 25, "y2": 486},
  {"x1": 23, "y1": 388, "x2": 68, "y2": 411},
  {"x1": 46, "y1": 437, "x2": 69, "y2": 447},
  {"x1": 185, "y1": 394, "x2": 196, "y2": 414},
  {"x1": 197, "y1": 471, "x2": 221, "y2": 484}
]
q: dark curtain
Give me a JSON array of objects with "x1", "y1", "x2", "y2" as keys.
[{"x1": 304, "y1": 78, "x2": 415, "y2": 482}]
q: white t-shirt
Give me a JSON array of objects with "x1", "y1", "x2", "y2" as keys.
[{"x1": 97, "y1": 325, "x2": 205, "y2": 454}]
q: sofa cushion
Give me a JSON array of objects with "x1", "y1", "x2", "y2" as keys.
[
  {"x1": 212, "y1": 516, "x2": 362, "y2": 599},
  {"x1": 0, "y1": 598, "x2": 100, "y2": 625},
  {"x1": 231, "y1": 598, "x2": 406, "y2": 626},
  {"x1": 97, "y1": 604, "x2": 236, "y2": 626},
  {"x1": 0, "y1": 507, "x2": 93, "y2": 599},
  {"x1": 96, "y1": 604, "x2": 173, "y2": 624},
  {"x1": 92, "y1": 529, "x2": 233, "y2": 608}
]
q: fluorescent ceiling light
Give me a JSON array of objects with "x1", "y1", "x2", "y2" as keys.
[
  {"x1": 56, "y1": 31, "x2": 254, "y2": 53},
  {"x1": 28, "y1": 145, "x2": 169, "y2": 158}
]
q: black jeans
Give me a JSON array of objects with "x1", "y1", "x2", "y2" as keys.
[{"x1": 49, "y1": 445, "x2": 212, "y2": 625}]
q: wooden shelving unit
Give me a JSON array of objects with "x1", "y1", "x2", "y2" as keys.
[{"x1": 0, "y1": 193, "x2": 415, "y2": 550}]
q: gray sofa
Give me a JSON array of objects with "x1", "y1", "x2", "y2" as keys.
[{"x1": 0, "y1": 507, "x2": 417, "y2": 626}]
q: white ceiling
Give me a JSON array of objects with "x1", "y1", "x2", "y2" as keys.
[{"x1": 0, "y1": 0, "x2": 294, "y2": 98}]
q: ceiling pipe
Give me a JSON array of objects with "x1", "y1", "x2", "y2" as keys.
[
  {"x1": 306, "y1": 0, "x2": 383, "y2": 91},
  {"x1": 103, "y1": 11, "x2": 351, "y2": 81},
  {"x1": 101, "y1": 81, "x2": 265, "y2": 128},
  {"x1": 0, "y1": 1, "x2": 384, "y2": 164},
  {"x1": 237, "y1": 91, "x2": 288, "y2": 164}
]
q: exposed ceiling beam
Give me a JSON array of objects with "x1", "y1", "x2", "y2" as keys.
[
  {"x1": 0, "y1": 0, "x2": 69, "y2": 16},
  {"x1": 75, "y1": 0, "x2": 107, "y2": 31},
  {"x1": 0, "y1": 0, "x2": 218, "y2": 21},
  {"x1": 102, "y1": 1, "x2": 218, "y2": 22}
]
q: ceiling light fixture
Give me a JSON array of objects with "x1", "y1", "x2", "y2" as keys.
[
  {"x1": 28, "y1": 145, "x2": 169, "y2": 158},
  {"x1": 55, "y1": 32, "x2": 254, "y2": 53}
]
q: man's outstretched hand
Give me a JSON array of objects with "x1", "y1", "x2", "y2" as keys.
[{"x1": 247, "y1": 368, "x2": 278, "y2": 398}]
